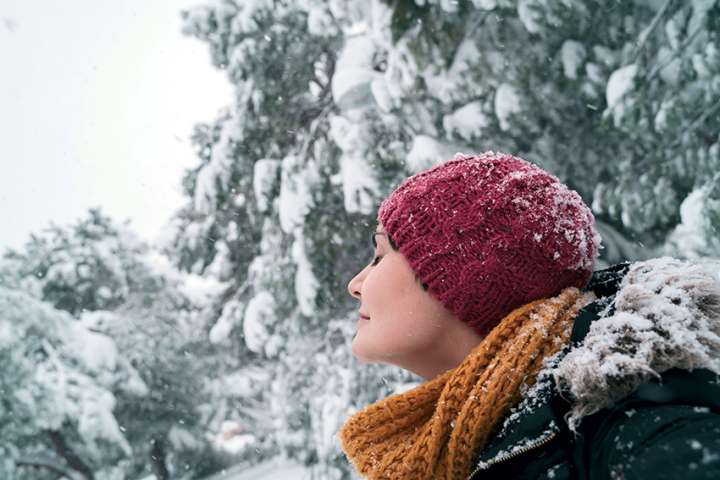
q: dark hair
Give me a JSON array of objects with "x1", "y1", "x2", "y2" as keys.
[{"x1": 386, "y1": 232, "x2": 398, "y2": 251}]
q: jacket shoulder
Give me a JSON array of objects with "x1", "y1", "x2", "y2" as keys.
[
  {"x1": 579, "y1": 401, "x2": 720, "y2": 479},
  {"x1": 575, "y1": 368, "x2": 720, "y2": 479}
]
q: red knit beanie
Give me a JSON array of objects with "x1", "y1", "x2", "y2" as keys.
[{"x1": 377, "y1": 151, "x2": 601, "y2": 336}]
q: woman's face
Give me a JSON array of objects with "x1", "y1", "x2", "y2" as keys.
[{"x1": 346, "y1": 224, "x2": 481, "y2": 378}]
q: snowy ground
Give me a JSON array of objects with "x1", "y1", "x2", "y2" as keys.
[{"x1": 200, "y1": 457, "x2": 311, "y2": 480}]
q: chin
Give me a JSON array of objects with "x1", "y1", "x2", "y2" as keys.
[
  {"x1": 351, "y1": 336, "x2": 376, "y2": 363},
  {"x1": 351, "y1": 342, "x2": 370, "y2": 363}
]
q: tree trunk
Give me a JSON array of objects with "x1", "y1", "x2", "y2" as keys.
[
  {"x1": 45, "y1": 429, "x2": 94, "y2": 480},
  {"x1": 149, "y1": 437, "x2": 169, "y2": 480}
]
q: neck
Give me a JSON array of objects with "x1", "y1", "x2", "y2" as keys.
[{"x1": 401, "y1": 326, "x2": 485, "y2": 380}]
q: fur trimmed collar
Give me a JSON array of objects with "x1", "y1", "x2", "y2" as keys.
[{"x1": 554, "y1": 257, "x2": 720, "y2": 428}]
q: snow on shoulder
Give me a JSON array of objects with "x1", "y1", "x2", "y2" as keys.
[{"x1": 554, "y1": 257, "x2": 720, "y2": 429}]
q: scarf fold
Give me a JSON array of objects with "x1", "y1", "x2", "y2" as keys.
[{"x1": 339, "y1": 287, "x2": 596, "y2": 480}]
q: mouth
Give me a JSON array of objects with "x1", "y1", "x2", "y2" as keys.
[{"x1": 359, "y1": 314, "x2": 370, "y2": 321}]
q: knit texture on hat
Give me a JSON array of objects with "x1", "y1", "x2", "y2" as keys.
[
  {"x1": 339, "y1": 287, "x2": 596, "y2": 480},
  {"x1": 378, "y1": 151, "x2": 601, "y2": 335}
]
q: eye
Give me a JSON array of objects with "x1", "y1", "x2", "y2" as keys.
[{"x1": 371, "y1": 255, "x2": 382, "y2": 266}]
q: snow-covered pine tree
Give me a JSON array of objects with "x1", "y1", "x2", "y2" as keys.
[
  {"x1": 0, "y1": 286, "x2": 146, "y2": 480},
  {"x1": 0, "y1": 209, "x2": 224, "y2": 479},
  {"x1": 176, "y1": 1, "x2": 419, "y2": 477}
]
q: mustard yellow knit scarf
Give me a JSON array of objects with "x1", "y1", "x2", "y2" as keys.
[{"x1": 339, "y1": 287, "x2": 595, "y2": 480}]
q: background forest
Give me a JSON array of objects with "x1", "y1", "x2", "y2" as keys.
[{"x1": 1, "y1": 0, "x2": 719, "y2": 479}]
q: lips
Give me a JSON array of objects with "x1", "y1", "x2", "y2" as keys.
[{"x1": 359, "y1": 312, "x2": 370, "y2": 320}]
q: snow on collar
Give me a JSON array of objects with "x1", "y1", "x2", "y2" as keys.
[{"x1": 553, "y1": 257, "x2": 720, "y2": 430}]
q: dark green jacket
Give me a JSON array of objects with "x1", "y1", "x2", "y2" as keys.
[{"x1": 469, "y1": 262, "x2": 720, "y2": 479}]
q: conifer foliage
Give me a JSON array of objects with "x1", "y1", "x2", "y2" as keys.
[
  {"x1": 1, "y1": 1, "x2": 718, "y2": 478},
  {"x1": 0, "y1": 210, "x2": 223, "y2": 479}
]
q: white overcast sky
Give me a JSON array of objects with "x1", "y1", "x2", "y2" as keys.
[{"x1": 0, "y1": 1, "x2": 232, "y2": 252}]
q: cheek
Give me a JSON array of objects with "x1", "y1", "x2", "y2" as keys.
[
  {"x1": 352, "y1": 299, "x2": 442, "y2": 362},
  {"x1": 362, "y1": 264, "x2": 413, "y2": 314}
]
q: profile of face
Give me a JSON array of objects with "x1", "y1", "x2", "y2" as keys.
[{"x1": 346, "y1": 224, "x2": 484, "y2": 379}]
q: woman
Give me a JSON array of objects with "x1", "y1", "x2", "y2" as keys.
[{"x1": 340, "y1": 152, "x2": 720, "y2": 479}]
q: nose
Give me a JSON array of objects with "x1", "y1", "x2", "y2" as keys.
[{"x1": 347, "y1": 265, "x2": 368, "y2": 300}]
